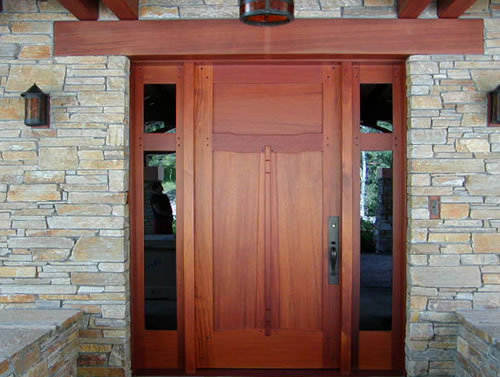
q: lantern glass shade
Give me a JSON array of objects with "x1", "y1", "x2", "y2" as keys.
[
  {"x1": 491, "y1": 85, "x2": 500, "y2": 125},
  {"x1": 240, "y1": 0, "x2": 294, "y2": 26},
  {"x1": 21, "y1": 83, "x2": 49, "y2": 127}
]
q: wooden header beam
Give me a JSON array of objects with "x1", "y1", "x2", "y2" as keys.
[
  {"x1": 398, "y1": 0, "x2": 433, "y2": 18},
  {"x1": 439, "y1": 0, "x2": 477, "y2": 18},
  {"x1": 54, "y1": 19, "x2": 484, "y2": 57}
]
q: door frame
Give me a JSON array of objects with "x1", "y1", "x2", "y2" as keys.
[{"x1": 130, "y1": 60, "x2": 407, "y2": 377}]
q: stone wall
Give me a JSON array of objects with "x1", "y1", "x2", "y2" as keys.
[
  {"x1": 406, "y1": 17, "x2": 500, "y2": 377},
  {"x1": 455, "y1": 311, "x2": 500, "y2": 377},
  {"x1": 0, "y1": 1, "x2": 498, "y2": 377},
  {"x1": 0, "y1": 1, "x2": 130, "y2": 376},
  {"x1": 0, "y1": 310, "x2": 81, "y2": 377}
]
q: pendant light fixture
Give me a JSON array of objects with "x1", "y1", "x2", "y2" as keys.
[{"x1": 240, "y1": 0, "x2": 294, "y2": 26}]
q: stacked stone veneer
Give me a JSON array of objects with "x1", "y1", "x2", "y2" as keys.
[
  {"x1": 0, "y1": 1, "x2": 130, "y2": 376},
  {"x1": 0, "y1": 0, "x2": 498, "y2": 376},
  {"x1": 0, "y1": 310, "x2": 81, "y2": 377},
  {"x1": 406, "y1": 17, "x2": 500, "y2": 376},
  {"x1": 455, "y1": 311, "x2": 500, "y2": 377}
]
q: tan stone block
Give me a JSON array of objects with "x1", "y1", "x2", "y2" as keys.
[
  {"x1": 410, "y1": 96, "x2": 442, "y2": 110},
  {"x1": 19, "y1": 45, "x2": 52, "y2": 59},
  {"x1": 11, "y1": 21, "x2": 51, "y2": 33},
  {"x1": 71, "y1": 272, "x2": 125, "y2": 286},
  {"x1": 76, "y1": 367, "x2": 126, "y2": 377},
  {"x1": 140, "y1": 5, "x2": 180, "y2": 18},
  {"x1": 6, "y1": 65, "x2": 66, "y2": 92},
  {"x1": 472, "y1": 233, "x2": 500, "y2": 253},
  {"x1": 33, "y1": 249, "x2": 70, "y2": 262},
  {"x1": 466, "y1": 175, "x2": 500, "y2": 195},
  {"x1": 72, "y1": 237, "x2": 124, "y2": 262},
  {"x1": 411, "y1": 266, "x2": 481, "y2": 287},
  {"x1": 483, "y1": 274, "x2": 500, "y2": 284},
  {"x1": 24, "y1": 171, "x2": 65, "y2": 184},
  {"x1": 456, "y1": 139, "x2": 489, "y2": 153},
  {"x1": 2, "y1": 151, "x2": 38, "y2": 162},
  {"x1": 411, "y1": 159, "x2": 484, "y2": 174},
  {"x1": 68, "y1": 193, "x2": 126, "y2": 204},
  {"x1": 7, "y1": 184, "x2": 60, "y2": 202},
  {"x1": 0, "y1": 97, "x2": 24, "y2": 120},
  {"x1": 79, "y1": 160, "x2": 125, "y2": 170},
  {"x1": 470, "y1": 209, "x2": 500, "y2": 219},
  {"x1": 461, "y1": 113, "x2": 487, "y2": 127},
  {"x1": 440, "y1": 203, "x2": 469, "y2": 219},
  {"x1": 78, "y1": 150, "x2": 103, "y2": 160},
  {"x1": 79, "y1": 344, "x2": 113, "y2": 353},
  {"x1": 48, "y1": 216, "x2": 124, "y2": 230},
  {"x1": 63, "y1": 303, "x2": 102, "y2": 314},
  {"x1": 364, "y1": 0, "x2": 393, "y2": 5},
  {"x1": 39, "y1": 147, "x2": 78, "y2": 170},
  {"x1": 56, "y1": 204, "x2": 111, "y2": 216},
  {"x1": 0, "y1": 294, "x2": 35, "y2": 303},
  {"x1": 410, "y1": 296, "x2": 427, "y2": 310},
  {"x1": 78, "y1": 92, "x2": 125, "y2": 107},
  {"x1": 0, "y1": 266, "x2": 36, "y2": 277}
]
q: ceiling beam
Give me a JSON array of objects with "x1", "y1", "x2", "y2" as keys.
[
  {"x1": 102, "y1": 0, "x2": 138, "y2": 20},
  {"x1": 54, "y1": 19, "x2": 484, "y2": 57},
  {"x1": 398, "y1": 0, "x2": 433, "y2": 18},
  {"x1": 57, "y1": 0, "x2": 98, "y2": 20},
  {"x1": 438, "y1": 0, "x2": 477, "y2": 18}
]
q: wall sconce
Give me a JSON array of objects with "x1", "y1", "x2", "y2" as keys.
[
  {"x1": 21, "y1": 83, "x2": 49, "y2": 127},
  {"x1": 489, "y1": 85, "x2": 500, "y2": 126}
]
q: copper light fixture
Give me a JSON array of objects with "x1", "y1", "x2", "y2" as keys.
[
  {"x1": 489, "y1": 85, "x2": 500, "y2": 125},
  {"x1": 240, "y1": 0, "x2": 294, "y2": 26},
  {"x1": 21, "y1": 83, "x2": 49, "y2": 127}
]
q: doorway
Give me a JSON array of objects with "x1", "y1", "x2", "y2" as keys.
[{"x1": 131, "y1": 62, "x2": 406, "y2": 375}]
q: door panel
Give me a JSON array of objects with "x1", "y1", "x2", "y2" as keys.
[
  {"x1": 276, "y1": 152, "x2": 323, "y2": 331},
  {"x1": 213, "y1": 151, "x2": 264, "y2": 331},
  {"x1": 194, "y1": 64, "x2": 342, "y2": 369}
]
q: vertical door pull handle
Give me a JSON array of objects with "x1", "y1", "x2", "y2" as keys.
[{"x1": 328, "y1": 216, "x2": 340, "y2": 285}]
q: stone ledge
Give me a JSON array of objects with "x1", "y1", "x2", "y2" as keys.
[
  {"x1": 0, "y1": 309, "x2": 81, "y2": 377},
  {"x1": 456, "y1": 310, "x2": 500, "y2": 351}
]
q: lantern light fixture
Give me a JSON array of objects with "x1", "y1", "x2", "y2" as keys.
[
  {"x1": 489, "y1": 85, "x2": 500, "y2": 126},
  {"x1": 239, "y1": 0, "x2": 294, "y2": 26},
  {"x1": 21, "y1": 83, "x2": 49, "y2": 127}
]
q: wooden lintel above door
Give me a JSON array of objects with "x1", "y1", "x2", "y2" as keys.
[{"x1": 54, "y1": 18, "x2": 483, "y2": 57}]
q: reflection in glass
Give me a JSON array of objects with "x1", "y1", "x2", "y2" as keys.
[
  {"x1": 360, "y1": 84, "x2": 393, "y2": 134},
  {"x1": 360, "y1": 151, "x2": 393, "y2": 331},
  {"x1": 144, "y1": 84, "x2": 176, "y2": 134},
  {"x1": 144, "y1": 153, "x2": 177, "y2": 330}
]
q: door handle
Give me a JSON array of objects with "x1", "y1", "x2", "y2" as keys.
[{"x1": 328, "y1": 216, "x2": 340, "y2": 285}]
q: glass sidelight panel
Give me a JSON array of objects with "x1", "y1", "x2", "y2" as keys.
[
  {"x1": 144, "y1": 84, "x2": 176, "y2": 134},
  {"x1": 144, "y1": 152, "x2": 177, "y2": 330},
  {"x1": 360, "y1": 84, "x2": 393, "y2": 134},
  {"x1": 360, "y1": 151, "x2": 393, "y2": 331}
]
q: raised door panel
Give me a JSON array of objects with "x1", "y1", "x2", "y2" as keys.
[
  {"x1": 213, "y1": 83, "x2": 323, "y2": 135},
  {"x1": 275, "y1": 151, "x2": 323, "y2": 331},
  {"x1": 213, "y1": 151, "x2": 265, "y2": 331}
]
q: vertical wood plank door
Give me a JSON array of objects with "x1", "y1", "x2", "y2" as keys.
[{"x1": 194, "y1": 64, "x2": 342, "y2": 368}]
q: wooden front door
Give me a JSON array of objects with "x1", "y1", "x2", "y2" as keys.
[{"x1": 194, "y1": 64, "x2": 342, "y2": 368}]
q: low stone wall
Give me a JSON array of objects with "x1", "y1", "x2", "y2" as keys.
[
  {"x1": 0, "y1": 309, "x2": 81, "y2": 377},
  {"x1": 456, "y1": 310, "x2": 500, "y2": 377}
]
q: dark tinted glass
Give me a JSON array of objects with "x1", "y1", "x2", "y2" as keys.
[
  {"x1": 144, "y1": 152, "x2": 177, "y2": 330},
  {"x1": 360, "y1": 151, "x2": 393, "y2": 331},
  {"x1": 144, "y1": 84, "x2": 176, "y2": 134},
  {"x1": 360, "y1": 84, "x2": 393, "y2": 134}
]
